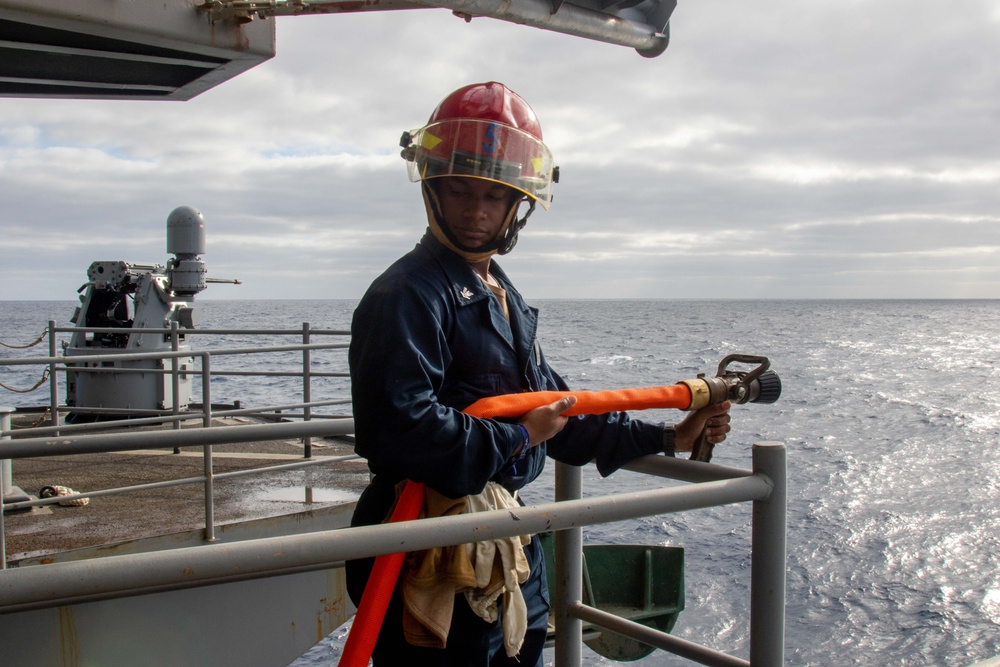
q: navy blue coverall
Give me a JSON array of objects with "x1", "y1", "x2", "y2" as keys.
[{"x1": 346, "y1": 231, "x2": 670, "y2": 666}]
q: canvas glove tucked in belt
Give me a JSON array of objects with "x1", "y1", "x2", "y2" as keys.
[{"x1": 396, "y1": 481, "x2": 532, "y2": 657}]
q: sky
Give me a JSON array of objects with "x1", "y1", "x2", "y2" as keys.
[{"x1": 1, "y1": 0, "x2": 999, "y2": 301}]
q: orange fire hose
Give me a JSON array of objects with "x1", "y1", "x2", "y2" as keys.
[
  {"x1": 338, "y1": 383, "x2": 695, "y2": 666},
  {"x1": 338, "y1": 478, "x2": 426, "y2": 667},
  {"x1": 463, "y1": 384, "x2": 693, "y2": 418}
]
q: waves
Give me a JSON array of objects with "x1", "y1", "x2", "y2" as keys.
[
  {"x1": 527, "y1": 299, "x2": 1000, "y2": 665},
  {"x1": 6, "y1": 298, "x2": 1000, "y2": 665}
]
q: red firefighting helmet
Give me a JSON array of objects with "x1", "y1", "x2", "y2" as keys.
[{"x1": 400, "y1": 82, "x2": 557, "y2": 209}]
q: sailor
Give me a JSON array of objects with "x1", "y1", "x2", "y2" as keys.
[{"x1": 346, "y1": 81, "x2": 732, "y2": 666}]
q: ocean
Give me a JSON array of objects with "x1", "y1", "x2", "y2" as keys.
[{"x1": 2, "y1": 299, "x2": 999, "y2": 666}]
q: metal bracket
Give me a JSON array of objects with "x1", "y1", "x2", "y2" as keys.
[{"x1": 197, "y1": 1, "x2": 308, "y2": 22}]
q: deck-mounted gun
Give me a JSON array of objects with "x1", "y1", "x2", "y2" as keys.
[{"x1": 65, "y1": 207, "x2": 240, "y2": 420}]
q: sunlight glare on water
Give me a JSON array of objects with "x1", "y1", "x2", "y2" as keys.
[{"x1": 3, "y1": 299, "x2": 1000, "y2": 666}]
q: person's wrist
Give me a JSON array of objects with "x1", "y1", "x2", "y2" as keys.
[
  {"x1": 516, "y1": 424, "x2": 531, "y2": 452},
  {"x1": 662, "y1": 425, "x2": 677, "y2": 456}
]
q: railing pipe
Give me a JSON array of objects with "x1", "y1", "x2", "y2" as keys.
[
  {"x1": 200, "y1": 352, "x2": 211, "y2": 429},
  {"x1": 0, "y1": 408, "x2": 12, "y2": 497},
  {"x1": 0, "y1": 406, "x2": 13, "y2": 570},
  {"x1": 0, "y1": 419, "x2": 356, "y2": 459},
  {"x1": 232, "y1": 412, "x2": 352, "y2": 420},
  {"x1": 48, "y1": 320, "x2": 58, "y2": 430},
  {"x1": 171, "y1": 322, "x2": 183, "y2": 453},
  {"x1": 195, "y1": 342, "x2": 349, "y2": 356},
  {"x1": 212, "y1": 370, "x2": 348, "y2": 378},
  {"x1": 210, "y1": 398, "x2": 352, "y2": 414},
  {"x1": 201, "y1": 354, "x2": 215, "y2": 541},
  {"x1": 623, "y1": 453, "x2": 753, "y2": 483},
  {"x1": 1, "y1": 343, "x2": 347, "y2": 367},
  {"x1": 0, "y1": 462, "x2": 771, "y2": 614},
  {"x1": 554, "y1": 460, "x2": 584, "y2": 667},
  {"x1": 5, "y1": 349, "x2": 199, "y2": 367},
  {"x1": 750, "y1": 442, "x2": 787, "y2": 667},
  {"x1": 171, "y1": 321, "x2": 182, "y2": 433},
  {"x1": 6, "y1": 398, "x2": 354, "y2": 439},
  {"x1": 1, "y1": 453, "x2": 361, "y2": 514},
  {"x1": 50, "y1": 326, "x2": 351, "y2": 336},
  {"x1": 302, "y1": 322, "x2": 312, "y2": 458},
  {"x1": 2, "y1": 409, "x2": 201, "y2": 437},
  {"x1": 571, "y1": 602, "x2": 750, "y2": 667},
  {"x1": 26, "y1": 365, "x2": 345, "y2": 379}
]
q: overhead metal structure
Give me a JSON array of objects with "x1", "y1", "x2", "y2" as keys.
[
  {"x1": 0, "y1": 0, "x2": 676, "y2": 101},
  {"x1": 0, "y1": 1, "x2": 275, "y2": 100}
]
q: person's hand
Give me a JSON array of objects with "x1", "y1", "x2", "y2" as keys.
[
  {"x1": 673, "y1": 401, "x2": 732, "y2": 454},
  {"x1": 518, "y1": 396, "x2": 577, "y2": 451}
]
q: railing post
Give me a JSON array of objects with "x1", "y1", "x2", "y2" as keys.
[
  {"x1": 554, "y1": 460, "x2": 583, "y2": 667},
  {"x1": 200, "y1": 352, "x2": 212, "y2": 429},
  {"x1": 48, "y1": 320, "x2": 59, "y2": 431},
  {"x1": 170, "y1": 321, "x2": 181, "y2": 431},
  {"x1": 1, "y1": 406, "x2": 14, "y2": 569},
  {"x1": 200, "y1": 353, "x2": 216, "y2": 542},
  {"x1": 170, "y1": 322, "x2": 182, "y2": 454},
  {"x1": 1, "y1": 408, "x2": 13, "y2": 497},
  {"x1": 302, "y1": 322, "x2": 312, "y2": 458},
  {"x1": 750, "y1": 442, "x2": 786, "y2": 666}
]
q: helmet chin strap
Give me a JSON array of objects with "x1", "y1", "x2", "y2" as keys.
[
  {"x1": 421, "y1": 182, "x2": 534, "y2": 262},
  {"x1": 497, "y1": 198, "x2": 535, "y2": 255}
]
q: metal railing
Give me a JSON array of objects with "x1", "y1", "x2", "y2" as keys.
[
  {"x1": 0, "y1": 323, "x2": 354, "y2": 546},
  {"x1": 0, "y1": 413, "x2": 359, "y2": 558},
  {"x1": 29, "y1": 320, "x2": 352, "y2": 452},
  {"x1": 0, "y1": 418, "x2": 786, "y2": 666},
  {"x1": 1, "y1": 324, "x2": 787, "y2": 665},
  {"x1": 2, "y1": 321, "x2": 350, "y2": 433}
]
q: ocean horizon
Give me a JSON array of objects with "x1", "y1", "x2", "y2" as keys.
[{"x1": 3, "y1": 298, "x2": 999, "y2": 666}]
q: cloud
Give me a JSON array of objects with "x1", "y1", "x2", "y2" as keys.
[{"x1": 2, "y1": 0, "x2": 1000, "y2": 300}]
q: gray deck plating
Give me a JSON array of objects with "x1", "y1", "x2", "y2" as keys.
[{"x1": 5, "y1": 414, "x2": 368, "y2": 562}]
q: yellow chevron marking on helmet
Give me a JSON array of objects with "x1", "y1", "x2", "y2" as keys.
[{"x1": 420, "y1": 132, "x2": 442, "y2": 150}]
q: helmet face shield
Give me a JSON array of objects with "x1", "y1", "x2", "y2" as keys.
[{"x1": 403, "y1": 119, "x2": 555, "y2": 209}]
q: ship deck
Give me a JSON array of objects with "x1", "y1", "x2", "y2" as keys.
[{"x1": 3, "y1": 412, "x2": 369, "y2": 562}]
